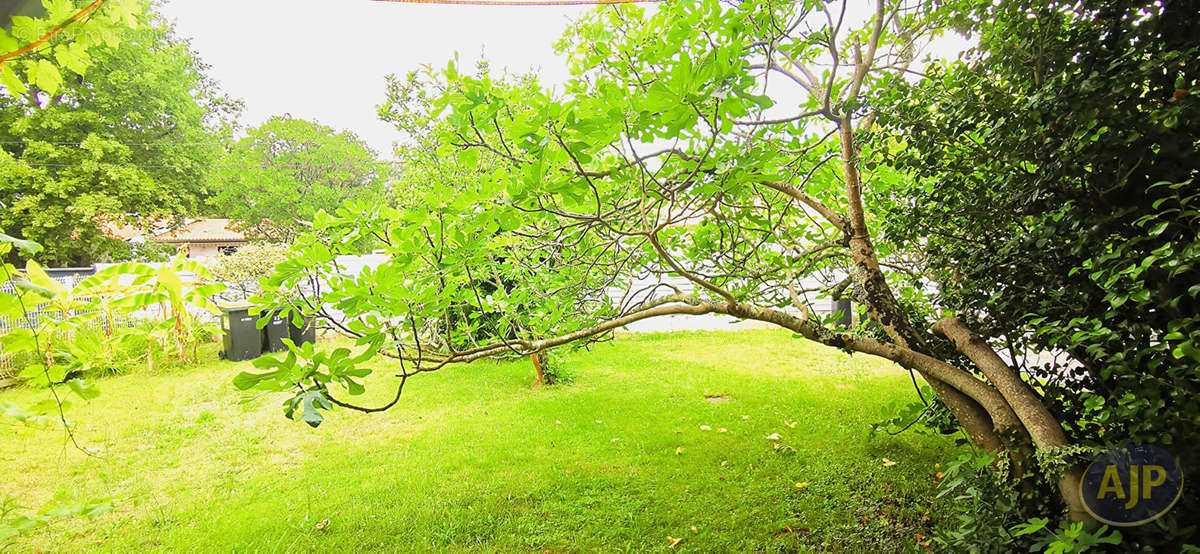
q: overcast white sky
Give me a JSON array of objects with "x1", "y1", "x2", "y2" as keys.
[
  {"x1": 158, "y1": 0, "x2": 592, "y2": 157},
  {"x1": 157, "y1": 1, "x2": 967, "y2": 159}
]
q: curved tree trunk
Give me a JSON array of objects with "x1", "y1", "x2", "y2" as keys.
[
  {"x1": 833, "y1": 117, "x2": 1087, "y2": 521},
  {"x1": 834, "y1": 118, "x2": 1015, "y2": 451},
  {"x1": 934, "y1": 317, "x2": 1089, "y2": 522}
]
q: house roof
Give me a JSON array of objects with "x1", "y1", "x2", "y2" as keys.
[
  {"x1": 97, "y1": 216, "x2": 262, "y2": 244},
  {"x1": 152, "y1": 219, "x2": 254, "y2": 244},
  {"x1": 95, "y1": 214, "x2": 178, "y2": 241}
]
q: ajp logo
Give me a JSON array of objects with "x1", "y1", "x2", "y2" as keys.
[{"x1": 1080, "y1": 444, "x2": 1184, "y2": 526}]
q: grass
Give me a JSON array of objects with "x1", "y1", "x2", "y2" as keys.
[{"x1": 1, "y1": 330, "x2": 964, "y2": 552}]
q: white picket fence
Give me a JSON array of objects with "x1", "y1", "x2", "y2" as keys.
[
  {"x1": 0, "y1": 272, "x2": 106, "y2": 377},
  {"x1": 0, "y1": 266, "x2": 214, "y2": 378}
]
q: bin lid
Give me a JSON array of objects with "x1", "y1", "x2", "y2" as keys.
[{"x1": 217, "y1": 303, "x2": 258, "y2": 313}]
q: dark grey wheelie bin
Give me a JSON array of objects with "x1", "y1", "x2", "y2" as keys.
[
  {"x1": 220, "y1": 305, "x2": 262, "y2": 361},
  {"x1": 288, "y1": 315, "x2": 316, "y2": 347},
  {"x1": 262, "y1": 310, "x2": 290, "y2": 352}
]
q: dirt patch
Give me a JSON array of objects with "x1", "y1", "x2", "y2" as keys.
[{"x1": 704, "y1": 394, "x2": 730, "y2": 403}]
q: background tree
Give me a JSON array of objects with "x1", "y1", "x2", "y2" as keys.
[
  {"x1": 0, "y1": 0, "x2": 140, "y2": 95},
  {"x1": 207, "y1": 116, "x2": 393, "y2": 243},
  {"x1": 0, "y1": 5, "x2": 240, "y2": 266},
  {"x1": 208, "y1": 242, "x2": 289, "y2": 300}
]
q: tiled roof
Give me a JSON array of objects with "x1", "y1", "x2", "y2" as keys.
[
  {"x1": 95, "y1": 215, "x2": 178, "y2": 241},
  {"x1": 152, "y1": 219, "x2": 254, "y2": 243}
]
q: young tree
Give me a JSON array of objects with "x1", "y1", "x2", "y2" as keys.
[
  {"x1": 0, "y1": 5, "x2": 239, "y2": 266},
  {"x1": 208, "y1": 242, "x2": 290, "y2": 300},
  {"x1": 242, "y1": 0, "x2": 1163, "y2": 529},
  {"x1": 207, "y1": 116, "x2": 393, "y2": 243}
]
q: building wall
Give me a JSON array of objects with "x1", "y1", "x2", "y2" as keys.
[
  {"x1": 167, "y1": 242, "x2": 245, "y2": 261},
  {"x1": 188, "y1": 243, "x2": 222, "y2": 260}
]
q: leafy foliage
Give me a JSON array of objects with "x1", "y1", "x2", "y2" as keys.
[
  {"x1": 0, "y1": 7, "x2": 239, "y2": 265},
  {"x1": 207, "y1": 116, "x2": 392, "y2": 243},
  {"x1": 0, "y1": 0, "x2": 141, "y2": 98},
  {"x1": 207, "y1": 242, "x2": 290, "y2": 300},
  {"x1": 255, "y1": 2, "x2": 1084, "y2": 527},
  {"x1": 0, "y1": 493, "x2": 112, "y2": 544},
  {"x1": 0, "y1": 229, "x2": 228, "y2": 541},
  {"x1": 79, "y1": 253, "x2": 225, "y2": 364},
  {"x1": 871, "y1": 0, "x2": 1199, "y2": 547}
]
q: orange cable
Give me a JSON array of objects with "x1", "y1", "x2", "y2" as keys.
[
  {"x1": 371, "y1": 0, "x2": 655, "y2": 6},
  {"x1": 0, "y1": 0, "x2": 108, "y2": 70}
]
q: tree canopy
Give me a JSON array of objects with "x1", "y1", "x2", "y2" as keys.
[
  {"x1": 207, "y1": 116, "x2": 393, "y2": 243},
  {"x1": 0, "y1": 4, "x2": 239, "y2": 265}
]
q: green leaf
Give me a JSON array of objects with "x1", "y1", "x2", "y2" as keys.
[
  {"x1": 31, "y1": 59, "x2": 63, "y2": 95},
  {"x1": 0, "y1": 292, "x2": 22, "y2": 319},
  {"x1": 0, "y1": 328, "x2": 37, "y2": 353},
  {"x1": 45, "y1": 0, "x2": 77, "y2": 22},
  {"x1": 0, "y1": 232, "x2": 42, "y2": 256},
  {"x1": 232, "y1": 371, "x2": 268, "y2": 390},
  {"x1": 66, "y1": 379, "x2": 100, "y2": 401},
  {"x1": 54, "y1": 42, "x2": 91, "y2": 76},
  {"x1": 0, "y1": 63, "x2": 27, "y2": 95},
  {"x1": 297, "y1": 390, "x2": 331, "y2": 428},
  {"x1": 1010, "y1": 517, "x2": 1048, "y2": 536},
  {"x1": 12, "y1": 276, "x2": 54, "y2": 300},
  {"x1": 10, "y1": 16, "x2": 40, "y2": 42},
  {"x1": 25, "y1": 260, "x2": 67, "y2": 296},
  {"x1": 312, "y1": 209, "x2": 335, "y2": 231},
  {"x1": 1172, "y1": 341, "x2": 1200, "y2": 362},
  {"x1": 0, "y1": 28, "x2": 17, "y2": 52},
  {"x1": 156, "y1": 264, "x2": 184, "y2": 307}
]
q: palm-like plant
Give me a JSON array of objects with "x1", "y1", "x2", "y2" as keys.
[{"x1": 77, "y1": 253, "x2": 225, "y2": 364}]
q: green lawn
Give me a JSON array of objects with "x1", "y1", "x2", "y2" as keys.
[{"x1": 1, "y1": 330, "x2": 963, "y2": 552}]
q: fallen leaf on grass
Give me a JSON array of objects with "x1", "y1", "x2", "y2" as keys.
[
  {"x1": 611, "y1": 438, "x2": 620, "y2": 442},
  {"x1": 717, "y1": 428, "x2": 727, "y2": 433},
  {"x1": 784, "y1": 421, "x2": 797, "y2": 428},
  {"x1": 675, "y1": 447, "x2": 684, "y2": 455},
  {"x1": 795, "y1": 482, "x2": 809, "y2": 488},
  {"x1": 699, "y1": 425, "x2": 711, "y2": 431},
  {"x1": 691, "y1": 526, "x2": 698, "y2": 533},
  {"x1": 595, "y1": 420, "x2": 603, "y2": 424},
  {"x1": 667, "y1": 536, "x2": 683, "y2": 548},
  {"x1": 555, "y1": 420, "x2": 562, "y2": 425},
  {"x1": 882, "y1": 458, "x2": 897, "y2": 467},
  {"x1": 764, "y1": 433, "x2": 782, "y2": 440},
  {"x1": 314, "y1": 518, "x2": 330, "y2": 531}
]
